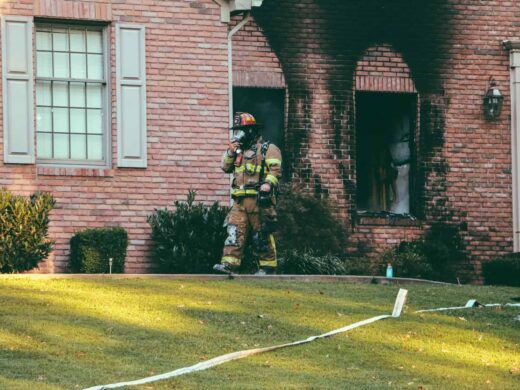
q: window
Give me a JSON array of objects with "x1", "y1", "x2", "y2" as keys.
[
  {"x1": 356, "y1": 92, "x2": 416, "y2": 214},
  {"x1": 35, "y1": 24, "x2": 107, "y2": 164}
]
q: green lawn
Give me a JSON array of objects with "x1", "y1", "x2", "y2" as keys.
[{"x1": 0, "y1": 278, "x2": 518, "y2": 390}]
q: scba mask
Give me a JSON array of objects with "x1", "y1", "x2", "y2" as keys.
[{"x1": 232, "y1": 127, "x2": 257, "y2": 149}]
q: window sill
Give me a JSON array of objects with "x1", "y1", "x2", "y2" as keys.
[
  {"x1": 356, "y1": 212, "x2": 422, "y2": 227},
  {"x1": 37, "y1": 166, "x2": 114, "y2": 177}
]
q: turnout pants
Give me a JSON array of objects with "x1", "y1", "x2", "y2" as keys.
[{"x1": 221, "y1": 197, "x2": 277, "y2": 269}]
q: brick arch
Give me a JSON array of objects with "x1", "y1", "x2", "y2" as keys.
[{"x1": 355, "y1": 44, "x2": 416, "y2": 93}]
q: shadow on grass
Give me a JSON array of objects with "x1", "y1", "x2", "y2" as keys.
[
  {"x1": 2, "y1": 279, "x2": 369, "y2": 389},
  {"x1": 0, "y1": 279, "x2": 518, "y2": 389}
]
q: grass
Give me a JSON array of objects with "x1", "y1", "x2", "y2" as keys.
[{"x1": 0, "y1": 278, "x2": 518, "y2": 389}]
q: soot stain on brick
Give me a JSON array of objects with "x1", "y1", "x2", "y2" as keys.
[
  {"x1": 417, "y1": 93, "x2": 453, "y2": 221},
  {"x1": 256, "y1": 0, "x2": 462, "y2": 232},
  {"x1": 254, "y1": 1, "x2": 324, "y2": 184},
  {"x1": 312, "y1": 174, "x2": 329, "y2": 198},
  {"x1": 320, "y1": 1, "x2": 456, "y2": 211}
]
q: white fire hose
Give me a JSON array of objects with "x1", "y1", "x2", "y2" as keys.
[{"x1": 84, "y1": 290, "x2": 519, "y2": 390}]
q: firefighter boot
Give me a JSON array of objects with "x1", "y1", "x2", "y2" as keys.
[
  {"x1": 213, "y1": 263, "x2": 237, "y2": 278},
  {"x1": 254, "y1": 267, "x2": 276, "y2": 276}
]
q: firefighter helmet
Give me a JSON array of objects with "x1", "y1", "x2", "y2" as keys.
[
  {"x1": 231, "y1": 112, "x2": 261, "y2": 148},
  {"x1": 231, "y1": 112, "x2": 260, "y2": 129}
]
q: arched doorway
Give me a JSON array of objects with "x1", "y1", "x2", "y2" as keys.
[{"x1": 354, "y1": 44, "x2": 418, "y2": 215}]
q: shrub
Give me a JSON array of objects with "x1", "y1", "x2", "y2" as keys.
[
  {"x1": 147, "y1": 190, "x2": 229, "y2": 273},
  {"x1": 482, "y1": 253, "x2": 520, "y2": 287},
  {"x1": 380, "y1": 242, "x2": 434, "y2": 280},
  {"x1": 342, "y1": 257, "x2": 376, "y2": 276},
  {"x1": 278, "y1": 249, "x2": 347, "y2": 275},
  {"x1": 69, "y1": 227, "x2": 128, "y2": 273},
  {"x1": 420, "y1": 224, "x2": 464, "y2": 279},
  {"x1": 0, "y1": 189, "x2": 55, "y2": 273},
  {"x1": 379, "y1": 223, "x2": 465, "y2": 282},
  {"x1": 276, "y1": 184, "x2": 347, "y2": 256}
]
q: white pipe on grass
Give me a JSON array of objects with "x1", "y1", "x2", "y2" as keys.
[
  {"x1": 84, "y1": 293, "x2": 520, "y2": 390},
  {"x1": 83, "y1": 289, "x2": 408, "y2": 389}
]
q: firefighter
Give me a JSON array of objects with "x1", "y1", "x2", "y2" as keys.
[{"x1": 213, "y1": 112, "x2": 282, "y2": 275}]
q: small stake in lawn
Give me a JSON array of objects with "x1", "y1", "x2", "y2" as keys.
[
  {"x1": 109, "y1": 258, "x2": 113, "y2": 275},
  {"x1": 392, "y1": 288, "x2": 408, "y2": 317}
]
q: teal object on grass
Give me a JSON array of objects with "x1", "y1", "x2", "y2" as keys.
[{"x1": 386, "y1": 263, "x2": 393, "y2": 278}]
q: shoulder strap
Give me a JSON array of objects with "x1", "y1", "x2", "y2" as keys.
[{"x1": 258, "y1": 141, "x2": 270, "y2": 185}]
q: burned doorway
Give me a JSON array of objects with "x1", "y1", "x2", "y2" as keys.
[
  {"x1": 356, "y1": 92, "x2": 417, "y2": 214},
  {"x1": 233, "y1": 87, "x2": 285, "y2": 154}
]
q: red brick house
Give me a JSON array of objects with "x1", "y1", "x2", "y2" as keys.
[{"x1": 1, "y1": 0, "x2": 519, "y2": 279}]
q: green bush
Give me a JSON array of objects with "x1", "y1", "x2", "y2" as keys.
[
  {"x1": 278, "y1": 249, "x2": 347, "y2": 275},
  {"x1": 0, "y1": 189, "x2": 55, "y2": 273},
  {"x1": 482, "y1": 253, "x2": 520, "y2": 287},
  {"x1": 379, "y1": 223, "x2": 464, "y2": 282},
  {"x1": 69, "y1": 227, "x2": 128, "y2": 273},
  {"x1": 381, "y1": 241, "x2": 434, "y2": 280},
  {"x1": 342, "y1": 257, "x2": 375, "y2": 276},
  {"x1": 276, "y1": 184, "x2": 347, "y2": 256},
  {"x1": 147, "y1": 190, "x2": 229, "y2": 273}
]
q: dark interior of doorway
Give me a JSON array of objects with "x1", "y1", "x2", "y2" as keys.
[
  {"x1": 233, "y1": 87, "x2": 285, "y2": 154},
  {"x1": 356, "y1": 91, "x2": 417, "y2": 214}
]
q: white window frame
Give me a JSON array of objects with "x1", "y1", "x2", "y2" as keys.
[{"x1": 34, "y1": 21, "x2": 111, "y2": 168}]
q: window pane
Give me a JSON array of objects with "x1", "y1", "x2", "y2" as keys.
[
  {"x1": 87, "y1": 54, "x2": 103, "y2": 79},
  {"x1": 86, "y1": 84, "x2": 102, "y2": 108},
  {"x1": 87, "y1": 135, "x2": 103, "y2": 160},
  {"x1": 54, "y1": 133, "x2": 69, "y2": 159},
  {"x1": 86, "y1": 30, "x2": 103, "y2": 53},
  {"x1": 53, "y1": 52, "x2": 70, "y2": 78},
  {"x1": 36, "y1": 31, "x2": 52, "y2": 50},
  {"x1": 87, "y1": 109, "x2": 102, "y2": 134},
  {"x1": 70, "y1": 109, "x2": 86, "y2": 133},
  {"x1": 36, "y1": 81, "x2": 52, "y2": 106},
  {"x1": 52, "y1": 29, "x2": 69, "y2": 51},
  {"x1": 70, "y1": 29, "x2": 86, "y2": 52},
  {"x1": 52, "y1": 82, "x2": 68, "y2": 106},
  {"x1": 37, "y1": 133, "x2": 53, "y2": 158},
  {"x1": 36, "y1": 52, "x2": 53, "y2": 77},
  {"x1": 70, "y1": 54, "x2": 87, "y2": 79},
  {"x1": 36, "y1": 107, "x2": 52, "y2": 133},
  {"x1": 70, "y1": 83, "x2": 86, "y2": 107},
  {"x1": 71, "y1": 134, "x2": 87, "y2": 160},
  {"x1": 35, "y1": 24, "x2": 106, "y2": 163},
  {"x1": 53, "y1": 108, "x2": 69, "y2": 133}
]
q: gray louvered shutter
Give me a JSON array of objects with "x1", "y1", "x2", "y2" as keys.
[
  {"x1": 2, "y1": 16, "x2": 34, "y2": 164},
  {"x1": 116, "y1": 24, "x2": 147, "y2": 168}
]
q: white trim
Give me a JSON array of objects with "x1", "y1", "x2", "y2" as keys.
[
  {"x1": 510, "y1": 49, "x2": 520, "y2": 250},
  {"x1": 212, "y1": 0, "x2": 230, "y2": 23}
]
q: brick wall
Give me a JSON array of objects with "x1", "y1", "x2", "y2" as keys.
[
  {"x1": 254, "y1": 0, "x2": 517, "y2": 280},
  {"x1": 231, "y1": 15, "x2": 284, "y2": 88},
  {"x1": 1, "y1": 0, "x2": 518, "y2": 280},
  {"x1": 355, "y1": 44, "x2": 416, "y2": 93},
  {"x1": 0, "y1": 0, "x2": 230, "y2": 272}
]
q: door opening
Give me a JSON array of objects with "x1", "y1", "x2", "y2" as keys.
[{"x1": 233, "y1": 87, "x2": 285, "y2": 153}]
